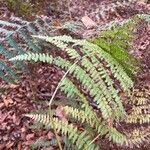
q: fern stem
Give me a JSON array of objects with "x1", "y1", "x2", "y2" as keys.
[
  {"x1": 48, "y1": 108, "x2": 63, "y2": 150},
  {"x1": 48, "y1": 50, "x2": 100, "y2": 106},
  {"x1": 85, "y1": 133, "x2": 101, "y2": 149},
  {"x1": 53, "y1": 124, "x2": 63, "y2": 150},
  {"x1": 48, "y1": 59, "x2": 79, "y2": 106}
]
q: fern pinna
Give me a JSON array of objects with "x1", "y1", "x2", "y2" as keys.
[{"x1": 10, "y1": 35, "x2": 136, "y2": 149}]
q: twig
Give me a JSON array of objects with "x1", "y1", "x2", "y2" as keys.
[
  {"x1": 48, "y1": 59, "x2": 79, "y2": 106},
  {"x1": 84, "y1": 133, "x2": 101, "y2": 150}
]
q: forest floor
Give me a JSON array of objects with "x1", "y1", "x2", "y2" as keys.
[{"x1": 0, "y1": 0, "x2": 150, "y2": 150}]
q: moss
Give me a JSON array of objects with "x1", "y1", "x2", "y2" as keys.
[{"x1": 5, "y1": 0, "x2": 45, "y2": 19}]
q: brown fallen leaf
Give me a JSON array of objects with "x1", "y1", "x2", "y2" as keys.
[
  {"x1": 3, "y1": 97, "x2": 13, "y2": 107},
  {"x1": 26, "y1": 133, "x2": 35, "y2": 140},
  {"x1": 0, "y1": 112, "x2": 7, "y2": 123},
  {"x1": 0, "y1": 102, "x2": 4, "y2": 109},
  {"x1": 55, "y1": 106, "x2": 67, "y2": 121},
  {"x1": 81, "y1": 16, "x2": 97, "y2": 29},
  {"x1": 9, "y1": 83, "x2": 19, "y2": 89},
  {"x1": 24, "y1": 140, "x2": 34, "y2": 146},
  {"x1": 5, "y1": 141, "x2": 14, "y2": 149},
  {"x1": 12, "y1": 114, "x2": 21, "y2": 125},
  {"x1": 21, "y1": 127, "x2": 26, "y2": 133},
  {"x1": 17, "y1": 141, "x2": 22, "y2": 150},
  {"x1": 47, "y1": 131, "x2": 54, "y2": 139}
]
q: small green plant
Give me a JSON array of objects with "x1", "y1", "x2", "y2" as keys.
[
  {"x1": 4, "y1": 0, "x2": 71, "y2": 19},
  {"x1": 6, "y1": 0, "x2": 34, "y2": 18},
  {"x1": 5, "y1": 0, "x2": 47, "y2": 19}
]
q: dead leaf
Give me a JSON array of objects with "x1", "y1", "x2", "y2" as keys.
[
  {"x1": 17, "y1": 142, "x2": 22, "y2": 150},
  {"x1": 52, "y1": 20, "x2": 62, "y2": 27},
  {"x1": 12, "y1": 114, "x2": 21, "y2": 125},
  {"x1": 5, "y1": 141, "x2": 14, "y2": 149},
  {"x1": 9, "y1": 84, "x2": 19, "y2": 89},
  {"x1": 0, "y1": 112, "x2": 7, "y2": 123},
  {"x1": 24, "y1": 140, "x2": 34, "y2": 146},
  {"x1": 21, "y1": 127, "x2": 26, "y2": 133},
  {"x1": 3, "y1": 97, "x2": 13, "y2": 107},
  {"x1": 47, "y1": 131, "x2": 54, "y2": 139},
  {"x1": 26, "y1": 133, "x2": 35, "y2": 140},
  {"x1": 0, "y1": 103, "x2": 4, "y2": 109},
  {"x1": 55, "y1": 106, "x2": 67, "y2": 121},
  {"x1": 81, "y1": 16, "x2": 97, "y2": 29}
]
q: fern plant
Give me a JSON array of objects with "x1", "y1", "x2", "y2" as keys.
[
  {"x1": 2, "y1": 14, "x2": 150, "y2": 149},
  {"x1": 9, "y1": 34, "x2": 137, "y2": 149}
]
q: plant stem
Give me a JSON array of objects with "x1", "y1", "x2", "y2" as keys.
[{"x1": 49, "y1": 107, "x2": 63, "y2": 150}]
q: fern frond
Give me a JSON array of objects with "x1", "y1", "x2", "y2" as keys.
[
  {"x1": 31, "y1": 35, "x2": 133, "y2": 116},
  {"x1": 38, "y1": 35, "x2": 133, "y2": 91},
  {"x1": 60, "y1": 77, "x2": 99, "y2": 121},
  {"x1": 30, "y1": 138, "x2": 57, "y2": 149},
  {"x1": 64, "y1": 105, "x2": 127, "y2": 145},
  {"x1": 10, "y1": 52, "x2": 113, "y2": 119},
  {"x1": 125, "y1": 127, "x2": 150, "y2": 147},
  {"x1": 92, "y1": 34, "x2": 137, "y2": 76},
  {"x1": 33, "y1": 35, "x2": 124, "y2": 117},
  {"x1": 129, "y1": 97, "x2": 149, "y2": 105},
  {"x1": 80, "y1": 56, "x2": 125, "y2": 118},
  {"x1": 126, "y1": 114, "x2": 150, "y2": 124},
  {"x1": 55, "y1": 57, "x2": 113, "y2": 119},
  {"x1": 25, "y1": 113, "x2": 100, "y2": 150},
  {"x1": 60, "y1": 77, "x2": 127, "y2": 144},
  {"x1": 64, "y1": 106, "x2": 95, "y2": 126},
  {"x1": 128, "y1": 90, "x2": 150, "y2": 105}
]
